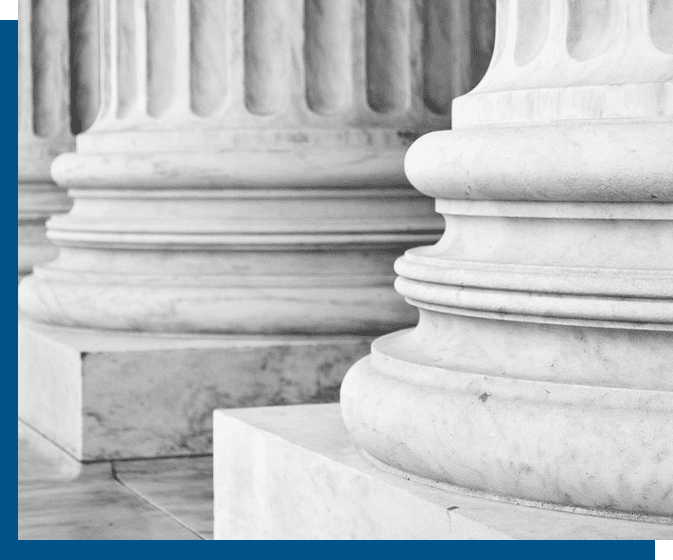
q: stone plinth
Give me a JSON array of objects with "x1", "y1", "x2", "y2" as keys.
[
  {"x1": 18, "y1": 0, "x2": 495, "y2": 458},
  {"x1": 213, "y1": 405, "x2": 673, "y2": 539},
  {"x1": 19, "y1": 317, "x2": 370, "y2": 461},
  {"x1": 340, "y1": 0, "x2": 673, "y2": 520}
]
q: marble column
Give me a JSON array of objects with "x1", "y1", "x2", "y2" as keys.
[
  {"x1": 18, "y1": 0, "x2": 99, "y2": 283},
  {"x1": 342, "y1": 0, "x2": 673, "y2": 520},
  {"x1": 18, "y1": 0, "x2": 495, "y2": 460},
  {"x1": 18, "y1": 0, "x2": 73, "y2": 282}
]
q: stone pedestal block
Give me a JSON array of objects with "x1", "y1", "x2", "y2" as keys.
[
  {"x1": 19, "y1": 317, "x2": 370, "y2": 461},
  {"x1": 213, "y1": 404, "x2": 673, "y2": 540}
]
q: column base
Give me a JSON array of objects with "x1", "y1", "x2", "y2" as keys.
[
  {"x1": 213, "y1": 404, "x2": 673, "y2": 540},
  {"x1": 18, "y1": 182, "x2": 71, "y2": 282},
  {"x1": 18, "y1": 317, "x2": 370, "y2": 461},
  {"x1": 18, "y1": 221, "x2": 58, "y2": 283}
]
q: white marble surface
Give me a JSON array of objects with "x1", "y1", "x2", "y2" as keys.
[
  {"x1": 342, "y1": 331, "x2": 673, "y2": 518},
  {"x1": 19, "y1": 421, "x2": 82, "y2": 482},
  {"x1": 405, "y1": 123, "x2": 673, "y2": 203},
  {"x1": 114, "y1": 457, "x2": 213, "y2": 539},
  {"x1": 213, "y1": 404, "x2": 673, "y2": 540},
  {"x1": 19, "y1": 317, "x2": 371, "y2": 460},
  {"x1": 18, "y1": 435, "x2": 202, "y2": 540}
]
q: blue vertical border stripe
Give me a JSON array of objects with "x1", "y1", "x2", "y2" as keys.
[{"x1": 5, "y1": 11, "x2": 19, "y2": 542}]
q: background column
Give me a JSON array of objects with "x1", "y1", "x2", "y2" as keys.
[
  {"x1": 18, "y1": 0, "x2": 72, "y2": 282},
  {"x1": 20, "y1": 0, "x2": 495, "y2": 334},
  {"x1": 18, "y1": 0, "x2": 99, "y2": 282},
  {"x1": 18, "y1": 0, "x2": 496, "y2": 461}
]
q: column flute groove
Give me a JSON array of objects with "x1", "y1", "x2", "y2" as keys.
[
  {"x1": 304, "y1": 0, "x2": 353, "y2": 115},
  {"x1": 189, "y1": 0, "x2": 229, "y2": 117}
]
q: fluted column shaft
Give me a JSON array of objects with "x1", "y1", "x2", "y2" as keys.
[
  {"x1": 19, "y1": 0, "x2": 495, "y2": 335},
  {"x1": 342, "y1": 0, "x2": 673, "y2": 519}
]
